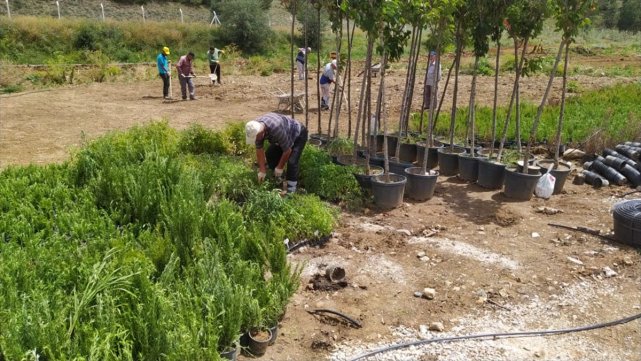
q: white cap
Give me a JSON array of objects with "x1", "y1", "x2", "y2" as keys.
[
  {"x1": 331, "y1": 59, "x2": 337, "y2": 68},
  {"x1": 245, "y1": 120, "x2": 264, "y2": 145},
  {"x1": 307, "y1": 47, "x2": 312, "y2": 52}
]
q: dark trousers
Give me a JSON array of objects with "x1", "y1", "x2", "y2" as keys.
[
  {"x1": 209, "y1": 63, "x2": 221, "y2": 84},
  {"x1": 265, "y1": 126, "x2": 308, "y2": 182},
  {"x1": 423, "y1": 85, "x2": 432, "y2": 109},
  {"x1": 160, "y1": 73, "x2": 169, "y2": 97}
]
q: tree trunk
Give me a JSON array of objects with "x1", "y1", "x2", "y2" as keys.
[
  {"x1": 489, "y1": 39, "x2": 501, "y2": 158},
  {"x1": 289, "y1": 1, "x2": 296, "y2": 118},
  {"x1": 514, "y1": 39, "x2": 522, "y2": 152},
  {"x1": 448, "y1": 24, "x2": 463, "y2": 151},
  {"x1": 522, "y1": 40, "x2": 566, "y2": 174},
  {"x1": 347, "y1": 18, "x2": 355, "y2": 139},
  {"x1": 431, "y1": 57, "x2": 456, "y2": 133},
  {"x1": 497, "y1": 37, "x2": 530, "y2": 162},
  {"x1": 469, "y1": 56, "x2": 480, "y2": 156},
  {"x1": 355, "y1": 37, "x2": 374, "y2": 159},
  {"x1": 554, "y1": 41, "x2": 571, "y2": 166},
  {"x1": 316, "y1": 5, "x2": 322, "y2": 134}
]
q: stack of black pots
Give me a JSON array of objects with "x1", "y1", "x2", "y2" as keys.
[{"x1": 582, "y1": 142, "x2": 641, "y2": 188}]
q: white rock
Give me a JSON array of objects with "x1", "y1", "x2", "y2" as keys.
[
  {"x1": 567, "y1": 256, "x2": 584, "y2": 266},
  {"x1": 397, "y1": 229, "x2": 412, "y2": 236},
  {"x1": 419, "y1": 324, "x2": 428, "y2": 334},
  {"x1": 423, "y1": 288, "x2": 436, "y2": 300},
  {"x1": 417, "y1": 251, "x2": 427, "y2": 258},
  {"x1": 429, "y1": 322, "x2": 444, "y2": 332},
  {"x1": 419, "y1": 256, "x2": 430, "y2": 262},
  {"x1": 603, "y1": 266, "x2": 618, "y2": 278},
  {"x1": 531, "y1": 232, "x2": 541, "y2": 238}
]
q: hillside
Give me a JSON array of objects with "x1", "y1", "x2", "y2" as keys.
[{"x1": 0, "y1": 0, "x2": 293, "y2": 27}]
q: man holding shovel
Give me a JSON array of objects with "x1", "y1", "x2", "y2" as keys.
[
  {"x1": 176, "y1": 51, "x2": 197, "y2": 100},
  {"x1": 156, "y1": 46, "x2": 171, "y2": 99},
  {"x1": 245, "y1": 113, "x2": 308, "y2": 194}
]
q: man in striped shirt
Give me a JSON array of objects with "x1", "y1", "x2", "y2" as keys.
[{"x1": 245, "y1": 113, "x2": 308, "y2": 194}]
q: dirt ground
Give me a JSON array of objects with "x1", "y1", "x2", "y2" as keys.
[{"x1": 1, "y1": 70, "x2": 640, "y2": 361}]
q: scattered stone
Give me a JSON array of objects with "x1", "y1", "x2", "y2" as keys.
[
  {"x1": 623, "y1": 257, "x2": 633, "y2": 266},
  {"x1": 397, "y1": 229, "x2": 412, "y2": 236},
  {"x1": 417, "y1": 251, "x2": 427, "y2": 258},
  {"x1": 536, "y1": 206, "x2": 563, "y2": 215},
  {"x1": 498, "y1": 288, "x2": 509, "y2": 298},
  {"x1": 419, "y1": 324, "x2": 428, "y2": 334},
  {"x1": 603, "y1": 266, "x2": 618, "y2": 278},
  {"x1": 414, "y1": 291, "x2": 423, "y2": 298},
  {"x1": 419, "y1": 256, "x2": 430, "y2": 262},
  {"x1": 532, "y1": 232, "x2": 541, "y2": 238},
  {"x1": 429, "y1": 322, "x2": 444, "y2": 332},
  {"x1": 452, "y1": 286, "x2": 461, "y2": 292},
  {"x1": 422, "y1": 288, "x2": 436, "y2": 300},
  {"x1": 567, "y1": 256, "x2": 584, "y2": 266},
  {"x1": 573, "y1": 173, "x2": 586, "y2": 185},
  {"x1": 563, "y1": 148, "x2": 585, "y2": 160}
]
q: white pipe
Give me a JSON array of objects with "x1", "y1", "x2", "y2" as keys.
[
  {"x1": 141, "y1": 5, "x2": 145, "y2": 22},
  {"x1": 5, "y1": 0, "x2": 10, "y2": 19},
  {"x1": 179, "y1": 8, "x2": 183, "y2": 23},
  {"x1": 56, "y1": 1, "x2": 60, "y2": 19},
  {"x1": 100, "y1": 3, "x2": 104, "y2": 21}
]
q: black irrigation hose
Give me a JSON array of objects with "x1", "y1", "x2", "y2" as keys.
[
  {"x1": 308, "y1": 308, "x2": 363, "y2": 329},
  {"x1": 287, "y1": 234, "x2": 332, "y2": 253},
  {"x1": 620, "y1": 190, "x2": 641, "y2": 198},
  {"x1": 349, "y1": 312, "x2": 641, "y2": 361}
]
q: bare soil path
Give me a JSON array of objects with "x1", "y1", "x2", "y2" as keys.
[{"x1": 1, "y1": 72, "x2": 640, "y2": 361}]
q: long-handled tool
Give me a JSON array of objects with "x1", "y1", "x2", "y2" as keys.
[{"x1": 548, "y1": 223, "x2": 616, "y2": 242}]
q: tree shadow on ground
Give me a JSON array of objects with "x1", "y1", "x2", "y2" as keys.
[{"x1": 436, "y1": 177, "x2": 504, "y2": 226}]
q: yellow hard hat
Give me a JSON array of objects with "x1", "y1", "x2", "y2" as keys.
[{"x1": 163, "y1": 46, "x2": 170, "y2": 55}]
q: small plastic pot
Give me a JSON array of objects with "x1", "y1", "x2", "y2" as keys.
[
  {"x1": 243, "y1": 328, "x2": 272, "y2": 357},
  {"x1": 220, "y1": 345, "x2": 238, "y2": 361}
]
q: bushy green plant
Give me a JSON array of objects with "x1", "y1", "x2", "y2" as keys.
[
  {"x1": 218, "y1": 0, "x2": 274, "y2": 54},
  {"x1": 179, "y1": 123, "x2": 232, "y2": 155},
  {"x1": 325, "y1": 137, "x2": 354, "y2": 156}
]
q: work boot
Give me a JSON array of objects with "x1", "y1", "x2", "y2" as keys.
[
  {"x1": 287, "y1": 181, "x2": 297, "y2": 194},
  {"x1": 190, "y1": 96, "x2": 197, "y2": 100}
]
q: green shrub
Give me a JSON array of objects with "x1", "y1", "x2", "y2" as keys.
[
  {"x1": 218, "y1": 0, "x2": 274, "y2": 55},
  {"x1": 179, "y1": 123, "x2": 232, "y2": 155}
]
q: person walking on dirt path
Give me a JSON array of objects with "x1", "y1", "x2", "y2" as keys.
[
  {"x1": 245, "y1": 113, "x2": 308, "y2": 194},
  {"x1": 176, "y1": 51, "x2": 197, "y2": 100},
  {"x1": 296, "y1": 47, "x2": 311, "y2": 80},
  {"x1": 157, "y1": 46, "x2": 171, "y2": 99},
  {"x1": 207, "y1": 46, "x2": 224, "y2": 85},
  {"x1": 423, "y1": 50, "x2": 441, "y2": 109},
  {"x1": 319, "y1": 59, "x2": 337, "y2": 111}
]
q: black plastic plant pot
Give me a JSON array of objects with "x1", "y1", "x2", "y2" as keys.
[
  {"x1": 458, "y1": 153, "x2": 484, "y2": 182},
  {"x1": 503, "y1": 167, "x2": 542, "y2": 201},
  {"x1": 386, "y1": 136, "x2": 398, "y2": 157},
  {"x1": 620, "y1": 164, "x2": 641, "y2": 187},
  {"x1": 437, "y1": 147, "x2": 466, "y2": 176},
  {"x1": 309, "y1": 133, "x2": 330, "y2": 145},
  {"x1": 369, "y1": 152, "x2": 385, "y2": 167},
  {"x1": 387, "y1": 157, "x2": 414, "y2": 175},
  {"x1": 612, "y1": 200, "x2": 641, "y2": 248},
  {"x1": 371, "y1": 173, "x2": 407, "y2": 210},
  {"x1": 268, "y1": 324, "x2": 279, "y2": 346},
  {"x1": 583, "y1": 170, "x2": 606, "y2": 188},
  {"x1": 336, "y1": 154, "x2": 367, "y2": 167},
  {"x1": 536, "y1": 159, "x2": 572, "y2": 195},
  {"x1": 308, "y1": 138, "x2": 323, "y2": 147},
  {"x1": 369, "y1": 134, "x2": 385, "y2": 153},
  {"x1": 416, "y1": 142, "x2": 440, "y2": 169},
  {"x1": 220, "y1": 345, "x2": 238, "y2": 361},
  {"x1": 243, "y1": 328, "x2": 272, "y2": 357},
  {"x1": 398, "y1": 142, "x2": 418, "y2": 163},
  {"x1": 352, "y1": 165, "x2": 384, "y2": 193},
  {"x1": 404, "y1": 167, "x2": 438, "y2": 201},
  {"x1": 477, "y1": 158, "x2": 506, "y2": 189}
]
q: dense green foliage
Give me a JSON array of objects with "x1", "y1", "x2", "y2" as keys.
[
  {"x1": 0, "y1": 121, "x2": 340, "y2": 360},
  {"x1": 413, "y1": 83, "x2": 641, "y2": 145}
]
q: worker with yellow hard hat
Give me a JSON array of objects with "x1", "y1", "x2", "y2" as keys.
[{"x1": 157, "y1": 46, "x2": 171, "y2": 99}]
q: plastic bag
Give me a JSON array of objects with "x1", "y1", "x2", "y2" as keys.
[{"x1": 535, "y1": 172, "x2": 556, "y2": 199}]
